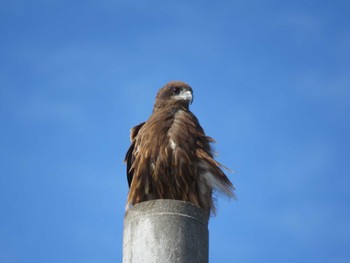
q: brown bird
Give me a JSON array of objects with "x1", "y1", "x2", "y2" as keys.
[{"x1": 124, "y1": 81, "x2": 234, "y2": 214}]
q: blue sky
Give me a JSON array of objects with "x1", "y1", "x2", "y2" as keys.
[{"x1": 1, "y1": 0, "x2": 349, "y2": 262}]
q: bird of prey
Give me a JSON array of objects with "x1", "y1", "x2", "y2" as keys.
[{"x1": 124, "y1": 81, "x2": 234, "y2": 214}]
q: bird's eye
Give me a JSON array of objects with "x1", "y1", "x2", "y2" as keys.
[{"x1": 173, "y1": 87, "x2": 181, "y2": 94}]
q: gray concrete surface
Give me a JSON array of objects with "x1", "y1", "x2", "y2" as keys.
[{"x1": 123, "y1": 199, "x2": 209, "y2": 263}]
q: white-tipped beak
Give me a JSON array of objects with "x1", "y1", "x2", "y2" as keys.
[
  {"x1": 184, "y1": 90, "x2": 192, "y2": 102},
  {"x1": 177, "y1": 90, "x2": 193, "y2": 103}
]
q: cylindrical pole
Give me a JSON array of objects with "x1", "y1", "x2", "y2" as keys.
[{"x1": 123, "y1": 199, "x2": 209, "y2": 263}]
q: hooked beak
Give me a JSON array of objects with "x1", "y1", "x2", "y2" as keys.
[
  {"x1": 177, "y1": 89, "x2": 193, "y2": 104},
  {"x1": 184, "y1": 90, "x2": 193, "y2": 104}
]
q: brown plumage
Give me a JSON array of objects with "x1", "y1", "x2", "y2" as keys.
[{"x1": 124, "y1": 81, "x2": 234, "y2": 214}]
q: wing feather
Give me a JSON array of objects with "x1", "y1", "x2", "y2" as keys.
[{"x1": 124, "y1": 122, "x2": 145, "y2": 187}]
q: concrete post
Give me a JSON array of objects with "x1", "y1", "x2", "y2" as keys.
[{"x1": 123, "y1": 199, "x2": 209, "y2": 263}]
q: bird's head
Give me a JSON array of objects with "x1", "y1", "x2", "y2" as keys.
[{"x1": 154, "y1": 81, "x2": 193, "y2": 110}]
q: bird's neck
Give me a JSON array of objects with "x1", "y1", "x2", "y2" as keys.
[{"x1": 153, "y1": 102, "x2": 189, "y2": 113}]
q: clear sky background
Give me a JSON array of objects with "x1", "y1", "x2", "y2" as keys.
[{"x1": 1, "y1": 0, "x2": 349, "y2": 262}]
